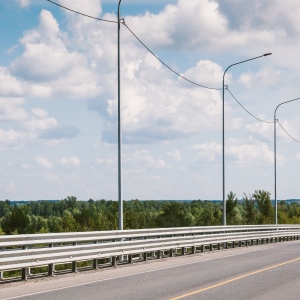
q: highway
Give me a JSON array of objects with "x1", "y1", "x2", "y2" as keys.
[{"x1": 1, "y1": 240, "x2": 300, "y2": 300}]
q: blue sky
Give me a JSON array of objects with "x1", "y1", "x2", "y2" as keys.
[{"x1": 1, "y1": 0, "x2": 300, "y2": 201}]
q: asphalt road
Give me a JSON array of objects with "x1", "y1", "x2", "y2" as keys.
[{"x1": 1, "y1": 240, "x2": 300, "y2": 300}]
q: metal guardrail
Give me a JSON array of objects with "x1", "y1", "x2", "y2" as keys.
[{"x1": 1, "y1": 225, "x2": 300, "y2": 282}]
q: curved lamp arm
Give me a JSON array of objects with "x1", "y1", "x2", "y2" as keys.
[
  {"x1": 222, "y1": 53, "x2": 272, "y2": 226},
  {"x1": 274, "y1": 97, "x2": 300, "y2": 224}
]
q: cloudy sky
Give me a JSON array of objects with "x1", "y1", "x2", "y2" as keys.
[{"x1": 0, "y1": 0, "x2": 300, "y2": 201}]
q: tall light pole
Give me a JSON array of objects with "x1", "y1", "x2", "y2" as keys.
[
  {"x1": 274, "y1": 97, "x2": 300, "y2": 224},
  {"x1": 222, "y1": 53, "x2": 272, "y2": 225},
  {"x1": 118, "y1": 0, "x2": 123, "y2": 230}
]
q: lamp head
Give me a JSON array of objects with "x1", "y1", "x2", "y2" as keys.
[{"x1": 263, "y1": 53, "x2": 272, "y2": 56}]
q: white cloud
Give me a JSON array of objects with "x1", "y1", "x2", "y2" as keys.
[
  {"x1": 26, "y1": 116, "x2": 58, "y2": 131},
  {"x1": 125, "y1": 150, "x2": 167, "y2": 170},
  {"x1": 167, "y1": 149, "x2": 182, "y2": 162},
  {"x1": 226, "y1": 138, "x2": 274, "y2": 166},
  {"x1": 17, "y1": 0, "x2": 30, "y2": 7},
  {"x1": 239, "y1": 67, "x2": 281, "y2": 88},
  {"x1": 10, "y1": 11, "x2": 88, "y2": 83},
  {"x1": 193, "y1": 139, "x2": 274, "y2": 167},
  {"x1": 245, "y1": 121, "x2": 273, "y2": 142},
  {"x1": 36, "y1": 156, "x2": 54, "y2": 169},
  {"x1": 0, "y1": 128, "x2": 35, "y2": 149},
  {"x1": 0, "y1": 67, "x2": 24, "y2": 97},
  {"x1": 193, "y1": 142, "x2": 222, "y2": 162},
  {"x1": 0, "y1": 97, "x2": 28, "y2": 121},
  {"x1": 9, "y1": 9, "x2": 104, "y2": 99},
  {"x1": 179, "y1": 60, "x2": 223, "y2": 88},
  {"x1": 126, "y1": 0, "x2": 229, "y2": 49},
  {"x1": 95, "y1": 157, "x2": 117, "y2": 169},
  {"x1": 219, "y1": 0, "x2": 300, "y2": 36},
  {"x1": 0, "y1": 96, "x2": 79, "y2": 148},
  {"x1": 11, "y1": 10, "x2": 70, "y2": 81},
  {"x1": 59, "y1": 0, "x2": 102, "y2": 18},
  {"x1": 31, "y1": 108, "x2": 49, "y2": 119},
  {"x1": 60, "y1": 156, "x2": 81, "y2": 167},
  {"x1": 99, "y1": 57, "x2": 224, "y2": 143}
]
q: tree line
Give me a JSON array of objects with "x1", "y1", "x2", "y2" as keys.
[{"x1": 0, "y1": 190, "x2": 299, "y2": 235}]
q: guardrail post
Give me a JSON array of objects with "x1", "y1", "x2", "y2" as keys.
[
  {"x1": 157, "y1": 250, "x2": 161, "y2": 259},
  {"x1": 112, "y1": 256, "x2": 117, "y2": 267},
  {"x1": 128, "y1": 254, "x2": 132, "y2": 264},
  {"x1": 93, "y1": 241, "x2": 99, "y2": 269},
  {"x1": 48, "y1": 243, "x2": 54, "y2": 276},
  {"x1": 0, "y1": 271, "x2": 3, "y2": 281},
  {"x1": 72, "y1": 241, "x2": 77, "y2": 272},
  {"x1": 48, "y1": 263, "x2": 54, "y2": 276},
  {"x1": 21, "y1": 268, "x2": 28, "y2": 281},
  {"x1": 143, "y1": 252, "x2": 147, "y2": 261},
  {"x1": 169, "y1": 249, "x2": 173, "y2": 257},
  {"x1": 181, "y1": 247, "x2": 185, "y2": 256},
  {"x1": 72, "y1": 261, "x2": 77, "y2": 273},
  {"x1": 92, "y1": 258, "x2": 98, "y2": 269},
  {"x1": 21, "y1": 245, "x2": 28, "y2": 280},
  {"x1": 192, "y1": 246, "x2": 196, "y2": 254}
]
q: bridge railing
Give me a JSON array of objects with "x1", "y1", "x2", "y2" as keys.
[{"x1": 1, "y1": 225, "x2": 300, "y2": 282}]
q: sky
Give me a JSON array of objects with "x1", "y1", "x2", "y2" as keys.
[{"x1": 0, "y1": 0, "x2": 300, "y2": 201}]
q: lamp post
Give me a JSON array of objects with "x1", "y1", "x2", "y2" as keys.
[
  {"x1": 222, "y1": 53, "x2": 272, "y2": 225},
  {"x1": 274, "y1": 97, "x2": 300, "y2": 225},
  {"x1": 118, "y1": 0, "x2": 123, "y2": 230}
]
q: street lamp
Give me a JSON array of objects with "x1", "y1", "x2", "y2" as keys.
[
  {"x1": 274, "y1": 98, "x2": 300, "y2": 224},
  {"x1": 222, "y1": 53, "x2": 272, "y2": 225},
  {"x1": 118, "y1": 0, "x2": 123, "y2": 230}
]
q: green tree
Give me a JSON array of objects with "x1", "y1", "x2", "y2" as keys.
[
  {"x1": 226, "y1": 191, "x2": 238, "y2": 225},
  {"x1": 0, "y1": 200, "x2": 10, "y2": 218},
  {"x1": 28, "y1": 215, "x2": 49, "y2": 233},
  {"x1": 243, "y1": 193, "x2": 257, "y2": 224},
  {"x1": 61, "y1": 210, "x2": 78, "y2": 232},
  {"x1": 253, "y1": 190, "x2": 274, "y2": 224},
  {"x1": 47, "y1": 216, "x2": 63, "y2": 232},
  {"x1": 155, "y1": 201, "x2": 192, "y2": 227},
  {"x1": 1, "y1": 205, "x2": 30, "y2": 234}
]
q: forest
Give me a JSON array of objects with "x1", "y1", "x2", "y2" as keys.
[{"x1": 0, "y1": 190, "x2": 299, "y2": 235}]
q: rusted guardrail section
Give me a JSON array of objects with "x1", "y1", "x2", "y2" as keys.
[{"x1": 1, "y1": 225, "x2": 299, "y2": 282}]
